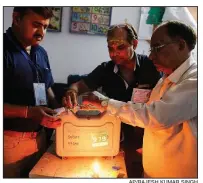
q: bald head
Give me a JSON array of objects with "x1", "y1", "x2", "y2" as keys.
[
  {"x1": 154, "y1": 21, "x2": 196, "y2": 51},
  {"x1": 107, "y1": 23, "x2": 138, "y2": 44},
  {"x1": 149, "y1": 21, "x2": 196, "y2": 75}
]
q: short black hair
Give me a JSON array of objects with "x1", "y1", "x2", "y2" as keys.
[
  {"x1": 161, "y1": 20, "x2": 197, "y2": 51},
  {"x1": 107, "y1": 23, "x2": 138, "y2": 44},
  {"x1": 13, "y1": 7, "x2": 53, "y2": 19}
]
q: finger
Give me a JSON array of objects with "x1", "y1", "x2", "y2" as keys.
[
  {"x1": 42, "y1": 107, "x2": 57, "y2": 115},
  {"x1": 42, "y1": 114, "x2": 61, "y2": 121},
  {"x1": 46, "y1": 119, "x2": 61, "y2": 128},
  {"x1": 51, "y1": 120, "x2": 61, "y2": 128},
  {"x1": 62, "y1": 97, "x2": 67, "y2": 107},
  {"x1": 41, "y1": 111, "x2": 57, "y2": 120},
  {"x1": 41, "y1": 117, "x2": 61, "y2": 126},
  {"x1": 69, "y1": 91, "x2": 77, "y2": 105},
  {"x1": 52, "y1": 116, "x2": 61, "y2": 121},
  {"x1": 65, "y1": 91, "x2": 73, "y2": 100},
  {"x1": 72, "y1": 92, "x2": 78, "y2": 107},
  {"x1": 67, "y1": 95, "x2": 73, "y2": 108}
]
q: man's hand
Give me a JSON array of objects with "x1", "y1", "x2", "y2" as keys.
[
  {"x1": 62, "y1": 89, "x2": 78, "y2": 108},
  {"x1": 82, "y1": 91, "x2": 109, "y2": 113},
  {"x1": 27, "y1": 106, "x2": 61, "y2": 128}
]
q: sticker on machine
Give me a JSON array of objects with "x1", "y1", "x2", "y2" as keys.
[{"x1": 91, "y1": 132, "x2": 109, "y2": 147}]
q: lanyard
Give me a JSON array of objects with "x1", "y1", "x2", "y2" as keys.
[{"x1": 6, "y1": 29, "x2": 41, "y2": 83}]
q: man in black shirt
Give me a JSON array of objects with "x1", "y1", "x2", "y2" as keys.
[{"x1": 62, "y1": 23, "x2": 161, "y2": 177}]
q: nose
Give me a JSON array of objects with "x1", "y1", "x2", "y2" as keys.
[
  {"x1": 110, "y1": 50, "x2": 119, "y2": 57},
  {"x1": 38, "y1": 27, "x2": 45, "y2": 36}
]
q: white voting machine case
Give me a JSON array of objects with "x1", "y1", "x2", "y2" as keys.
[{"x1": 56, "y1": 108, "x2": 121, "y2": 157}]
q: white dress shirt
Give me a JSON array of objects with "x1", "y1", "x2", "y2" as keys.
[{"x1": 107, "y1": 56, "x2": 197, "y2": 178}]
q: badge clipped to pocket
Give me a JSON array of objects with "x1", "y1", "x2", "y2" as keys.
[
  {"x1": 131, "y1": 88, "x2": 152, "y2": 103},
  {"x1": 33, "y1": 83, "x2": 47, "y2": 106}
]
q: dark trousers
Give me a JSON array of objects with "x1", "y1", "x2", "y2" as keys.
[{"x1": 122, "y1": 123, "x2": 144, "y2": 178}]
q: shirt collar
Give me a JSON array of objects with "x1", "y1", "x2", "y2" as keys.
[
  {"x1": 113, "y1": 52, "x2": 139, "y2": 73},
  {"x1": 167, "y1": 56, "x2": 196, "y2": 83}
]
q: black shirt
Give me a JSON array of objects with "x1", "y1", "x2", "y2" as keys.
[{"x1": 83, "y1": 53, "x2": 162, "y2": 102}]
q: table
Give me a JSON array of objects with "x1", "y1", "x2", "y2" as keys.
[{"x1": 29, "y1": 143, "x2": 127, "y2": 178}]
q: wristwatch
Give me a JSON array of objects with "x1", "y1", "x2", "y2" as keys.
[
  {"x1": 91, "y1": 91, "x2": 109, "y2": 107},
  {"x1": 101, "y1": 98, "x2": 109, "y2": 107}
]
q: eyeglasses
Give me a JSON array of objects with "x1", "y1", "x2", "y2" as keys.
[{"x1": 149, "y1": 42, "x2": 178, "y2": 53}]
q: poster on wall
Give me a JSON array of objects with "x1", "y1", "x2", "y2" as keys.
[
  {"x1": 70, "y1": 7, "x2": 112, "y2": 35},
  {"x1": 48, "y1": 7, "x2": 63, "y2": 32}
]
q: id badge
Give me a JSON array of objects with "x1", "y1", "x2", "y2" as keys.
[
  {"x1": 131, "y1": 88, "x2": 152, "y2": 103},
  {"x1": 33, "y1": 83, "x2": 47, "y2": 106}
]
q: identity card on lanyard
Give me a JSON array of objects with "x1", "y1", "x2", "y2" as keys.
[
  {"x1": 33, "y1": 56, "x2": 47, "y2": 106},
  {"x1": 6, "y1": 29, "x2": 47, "y2": 106},
  {"x1": 33, "y1": 83, "x2": 47, "y2": 106}
]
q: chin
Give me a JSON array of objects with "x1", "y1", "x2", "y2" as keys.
[
  {"x1": 112, "y1": 60, "x2": 123, "y2": 65},
  {"x1": 32, "y1": 41, "x2": 41, "y2": 46}
]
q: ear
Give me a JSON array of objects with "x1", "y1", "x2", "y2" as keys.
[
  {"x1": 178, "y1": 39, "x2": 186, "y2": 51},
  {"x1": 132, "y1": 39, "x2": 138, "y2": 50},
  {"x1": 12, "y1": 12, "x2": 21, "y2": 26}
]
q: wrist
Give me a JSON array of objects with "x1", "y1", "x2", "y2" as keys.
[{"x1": 101, "y1": 98, "x2": 110, "y2": 107}]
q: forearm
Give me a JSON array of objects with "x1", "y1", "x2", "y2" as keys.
[
  {"x1": 4, "y1": 103, "x2": 28, "y2": 118},
  {"x1": 107, "y1": 85, "x2": 197, "y2": 130},
  {"x1": 107, "y1": 99, "x2": 144, "y2": 128},
  {"x1": 69, "y1": 80, "x2": 90, "y2": 95}
]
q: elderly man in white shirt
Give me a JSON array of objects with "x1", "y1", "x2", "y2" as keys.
[{"x1": 84, "y1": 20, "x2": 197, "y2": 178}]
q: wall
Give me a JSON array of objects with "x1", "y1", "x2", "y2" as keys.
[
  {"x1": 4, "y1": 7, "x2": 143, "y2": 83},
  {"x1": 5, "y1": 7, "x2": 196, "y2": 83},
  {"x1": 187, "y1": 7, "x2": 197, "y2": 21}
]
